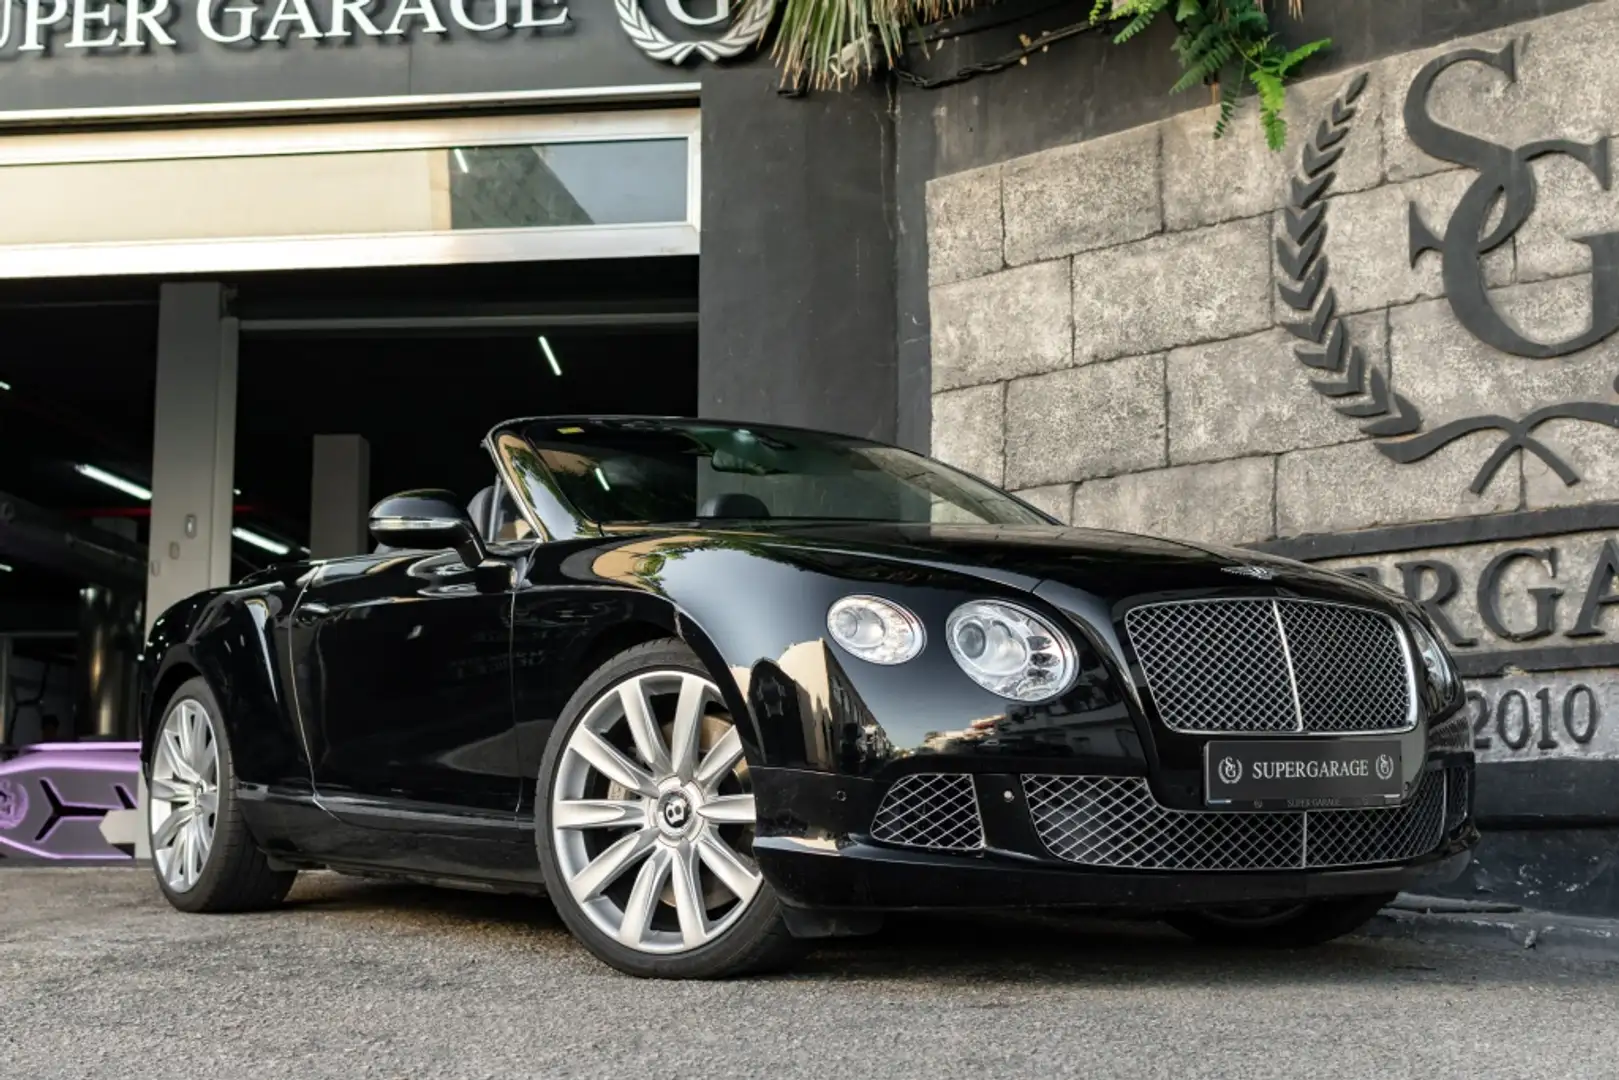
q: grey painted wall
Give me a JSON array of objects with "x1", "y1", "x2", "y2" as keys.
[{"x1": 697, "y1": 66, "x2": 898, "y2": 440}]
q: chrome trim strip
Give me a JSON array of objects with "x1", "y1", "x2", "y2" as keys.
[
  {"x1": 371, "y1": 516, "x2": 466, "y2": 532},
  {"x1": 318, "y1": 794, "x2": 529, "y2": 830},
  {"x1": 0, "y1": 82, "x2": 702, "y2": 131},
  {"x1": 0, "y1": 223, "x2": 700, "y2": 280},
  {"x1": 1298, "y1": 799, "x2": 1309, "y2": 869},
  {"x1": 1270, "y1": 598, "x2": 1307, "y2": 734}
]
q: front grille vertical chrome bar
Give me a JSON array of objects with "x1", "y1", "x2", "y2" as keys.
[
  {"x1": 1298, "y1": 798, "x2": 1309, "y2": 869},
  {"x1": 1271, "y1": 599, "x2": 1306, "y2": 733}
]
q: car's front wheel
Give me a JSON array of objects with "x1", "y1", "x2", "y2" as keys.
[
  {"x1": 1165, "y1": 893, "x2": 1395, "y2": 948},
  {"x1": 535, "y1": 640, "x2": 800, "y2": 979},
  {"x1": 148, "y1": 676, "x2": 296, "y2": 913}
]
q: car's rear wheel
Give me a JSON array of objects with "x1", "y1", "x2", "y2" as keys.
[
  {"x1": 1165, "y1": 893, "x2": 1395, "y2": 948},
  {"x1": 148, "y1": 676, "x2": 296, "y2": 913},
  {"x1": 535, "y1": 640, "x2": 800, "y2": 979}
]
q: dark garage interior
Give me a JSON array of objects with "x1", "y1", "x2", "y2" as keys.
[{"x1": 0, "y1": 255, "x2": 698, "y2": 746}]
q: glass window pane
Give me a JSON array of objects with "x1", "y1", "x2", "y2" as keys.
[
  {"x1": 450, "y1": 139, "x2": 688, "y2": 229},
  {"x1": 0, "y1": 138, "x2": 689, "y2": 247}
]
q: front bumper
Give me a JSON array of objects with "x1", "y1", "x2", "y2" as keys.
[
  {"x1": 751, "y1": 757, "x2": 1478, "y2": 913},
  {"x1": 757, "y1": 838, "x2": 1474, "y2": 912}
]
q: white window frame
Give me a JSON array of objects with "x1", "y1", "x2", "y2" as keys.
[{"x1": 0, "y1": 107, "x2": 700, "y2": 279}]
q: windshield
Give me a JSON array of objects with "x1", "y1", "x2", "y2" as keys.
[{"x1": 517, "y1": 419, "x2": 1049, "y2": 527}]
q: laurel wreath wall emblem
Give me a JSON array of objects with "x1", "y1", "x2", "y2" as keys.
[
  {"x1": 614, "y1": 0, "x2": 774, "y2": 64},
  {"x1": 1278, "y1": 66, "x2": 1619, "y2": 496}
]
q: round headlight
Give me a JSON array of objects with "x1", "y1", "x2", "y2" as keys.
[
  {"x1": 826, "y1": 595, "x2": 925, "y2": 665},
  {"x1": 946, "y1": 600, "x2": 1076, "y2": 702},
  {"x1": 1408, "y1": 619, "x2": 1457, "y2": 697}
]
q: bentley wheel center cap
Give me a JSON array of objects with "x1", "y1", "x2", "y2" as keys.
[{"x1": 655, "y1": 790, "x2": 696, "y2": 838}]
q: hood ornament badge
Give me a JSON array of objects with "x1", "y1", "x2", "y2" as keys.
[{"x1": 1222, "y1": 564, "x2": 1278, "y2": 581}]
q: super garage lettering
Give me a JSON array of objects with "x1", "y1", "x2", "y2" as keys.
[
  {"x1": 0, "y1": 0, "x2": 569, "y2": 49},
  {"x1": 1337, "y1": 537, "x2": 1619, "y2": 649},
  {"x1": 1251, "y1": 759, "x2": 1372, "y2": 781}
]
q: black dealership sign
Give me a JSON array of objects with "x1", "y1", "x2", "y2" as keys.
[{"x1": 0, "y1": 0, "x2": 711, "y2": 118}]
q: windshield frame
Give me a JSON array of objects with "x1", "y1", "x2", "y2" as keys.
[{"x1": 484, "y1": 415, "x2": 1060, "y2": 536}]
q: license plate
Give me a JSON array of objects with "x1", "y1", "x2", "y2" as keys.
[{"x1": 1204, "y1": 739, "x2": 1403, "y2": 809}]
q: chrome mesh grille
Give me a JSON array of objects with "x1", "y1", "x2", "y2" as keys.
[
  {"x1": 1022, "y1": 774, "x2": 1303, "y2": 870},
  {"x1": 1125, "y1": 598, "x2": 1414, "y2": 734},
  {"x1": 1126, "y1": 600, "x2": 1297, "y2": 733},
  {"x1": 1022, "y1": 771, "x2": 1447, "y2": 871},
  {"x1": 1279, "y1": 602, "x2": 1413, "y2": 733},
  {"x1": 869, "y1": 773, "x2": 984, "y2": 851},
  {"x1": 1307, "y1": 772, "x2": 1447, "y2": 867}
]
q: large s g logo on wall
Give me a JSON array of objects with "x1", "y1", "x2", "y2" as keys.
[{"x1": 1404, "y1": 42, "x2": 1619, "y2": 359}]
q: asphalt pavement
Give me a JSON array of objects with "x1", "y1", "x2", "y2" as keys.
[{"x1": 1, "y1": 867, "x2": 1616, "y2": 1080}]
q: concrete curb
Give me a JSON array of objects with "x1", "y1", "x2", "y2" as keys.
[{"x1": 1362, "y1": 893, "x2": 1619, "y2": 964}]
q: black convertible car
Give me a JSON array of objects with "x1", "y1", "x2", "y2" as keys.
[{"x1": 141, "y1": 416, "x2": 1476, "y2": 978}]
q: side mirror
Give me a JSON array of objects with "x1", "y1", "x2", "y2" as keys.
[{"x1": 368, "y1": 489, "x2": 487, "y2": 569}]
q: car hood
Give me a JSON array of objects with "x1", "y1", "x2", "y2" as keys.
[{"x1": 701, "y1": 521, "x2": 1387, "y2": 606}]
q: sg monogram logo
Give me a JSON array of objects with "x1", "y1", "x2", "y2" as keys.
[
  {"x1": 663, "y1": 0, "x2": 730, "y2": 26},
  {"x1": 1276, "y1": 47, "x2": 1619, "y2": 496},
  {"x1": 1405, "y1": 41, "x2": 1619, "y2": 358},
  {"x1": 615, "y1": 0, "x2": 774, "y2": 65}
]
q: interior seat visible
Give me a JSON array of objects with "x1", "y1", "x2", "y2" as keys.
[
  {"x1": 493, "y1": 485, "x2": 534, "y2": 542},
  {"x1": 466, "y1": 485, "x2": 496, "y2": 540}
]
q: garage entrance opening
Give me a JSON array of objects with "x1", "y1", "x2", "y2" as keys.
[{"x1": 229, "y1": 256, "x2": 698, "y2": 573}]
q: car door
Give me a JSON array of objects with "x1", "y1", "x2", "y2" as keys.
[{"x1": 288, "y1": 545, "x2": 520, "y2": 827}]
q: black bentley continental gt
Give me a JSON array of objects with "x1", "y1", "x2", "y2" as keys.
[{"x1": 140, "y1": 416, "x2": 1477, "y2": 978}]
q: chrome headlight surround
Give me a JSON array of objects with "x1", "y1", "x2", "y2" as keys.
[
  {"x1": 945, "y1": 600, "x2": 1077, "y2": 703},
  {"x1": 1407, "y1": 618, "x2": 1459, "y2": 701},
  {"x1": 826, "y1": 595, "x2": 926, "y2": 665}
]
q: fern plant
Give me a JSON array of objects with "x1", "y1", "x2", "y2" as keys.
[
  {"x1": 1096, "y1": 0, "x2": 1329, "y2": 149},
  {"x1": 769, "y1": 0, "x2": 1326, "y2": 151}
]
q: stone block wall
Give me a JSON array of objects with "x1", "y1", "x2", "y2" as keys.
[{"x1": 925, "y1": 0, "x2": 1619, "y2": 547}]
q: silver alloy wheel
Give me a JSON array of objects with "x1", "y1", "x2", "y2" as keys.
[
  {"x1": 149, "y1": 697, "x2": 221, "y2": 894},
  {"x1": 551, "y1": 669, "x2": 762, "y2": 955}
]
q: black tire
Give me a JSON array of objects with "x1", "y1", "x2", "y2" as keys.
[
  {"x1": 1165, "y1": 892, "x2": 1395, "y2": 948},
  {"x1": 149, "y1": 676, "x2": 296, "y2": 914},
  {"x1": 535, "y1": 639, "x2": 803, "y2": 979}
]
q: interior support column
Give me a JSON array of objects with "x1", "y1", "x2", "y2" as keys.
[
  {"x1": 75, "y1": 585, "x2": 141, "y2": 740},
  {"x1": 147, "y1": 283, "x2": 238, "y2": 636},
  {"x1": 309, "y1": 434, "x2": 371, "y2": 560}
]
